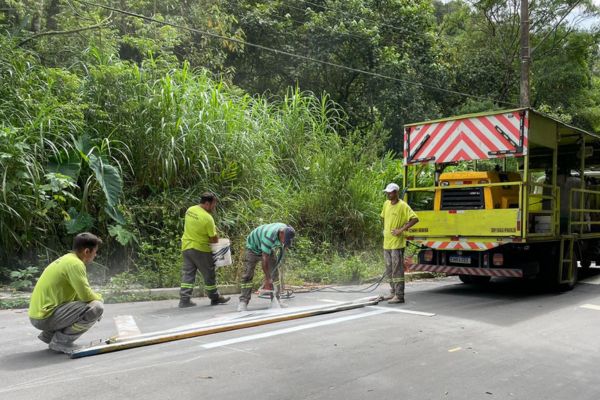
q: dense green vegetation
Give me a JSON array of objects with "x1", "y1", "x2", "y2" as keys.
[{"x1": 1, "y1": 0, "x2": 600, "y2": 289}]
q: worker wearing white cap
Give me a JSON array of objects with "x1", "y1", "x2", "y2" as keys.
[{"x1": 381, "y1": 183, "x2": 419, "y2": 303}]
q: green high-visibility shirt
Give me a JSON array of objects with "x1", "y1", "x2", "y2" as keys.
[
  {"x1": 381, "y1": 200, "x2": 418, "y2": 250},
  {"x1": 28, "y1": 252, "x2": 102, "y2": 320},
  {"x1": 181, "y1": 205, "x2": 217, "y2": 253},
  {"x1": 246, "y1": 223, "x2": 286, "y2": 255}
]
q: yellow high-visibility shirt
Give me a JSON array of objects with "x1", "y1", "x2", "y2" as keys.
[
  {"x1": 181, "y1": 205, "x2": 217, "y2": 253},
  {"x1": 28, "y1": 252, "x2": 102, "y2": 320},
  {"x1": 381, "y1": 200, "x2": 418, "y2": 250}
]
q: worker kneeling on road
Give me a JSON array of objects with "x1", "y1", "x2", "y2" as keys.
[
  {"x1": 381, "y1": 183, "x2": 419, "y2": 304},
  {"x1": 179, "y1": 192, "x2": 230, "y2": 308},
  {"x1": 238, "y1": 223, "x2": 295, "y2": 312},
  {"x1": 28, "y1": 233, "x2": 104, "y2": 354}
]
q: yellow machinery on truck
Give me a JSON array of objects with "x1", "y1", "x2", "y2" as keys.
[{"x1": 404, "y1": 108, "x2": 600, "y2": 289}]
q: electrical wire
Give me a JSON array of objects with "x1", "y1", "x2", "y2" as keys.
[{"x1": 75, "y1": 0, "x2": 518, "y2": 106}]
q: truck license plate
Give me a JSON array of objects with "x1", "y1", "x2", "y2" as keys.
[{"x1": 449, "y1": 256, "x2": 471, "y2": 264}]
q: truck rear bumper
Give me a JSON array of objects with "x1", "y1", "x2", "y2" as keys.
[{"x1": 408, "y1": 263, "x2": 524, "y2": 278}]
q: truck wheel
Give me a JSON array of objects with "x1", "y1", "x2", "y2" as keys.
[
  {"x1": 459, "y1": 275, "x2": 491, "y2": 284},
  {"x1": 470, "y1": 276, "x2": 492, "y2": 284},
  {"x1": 559, "y1": 260, "x2": 578, "y2": 291},
  {"x1": 560, "y1": 267, "x2": 579, "y2": 291}
]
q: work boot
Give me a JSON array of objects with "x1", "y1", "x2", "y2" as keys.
[
  {"x1": 178, "y1": 299, "x2": 197, "y2": 308},
  {"x1": 388, "y1": 295, "x2": 405, "y2": 304},
  {"x1": 380, "y1": 293, "x2": 394, "y2": 301},
  {"x1": 48, "y1": 340, "x2": 81, "y2": 354},
  {"x1": 237, "y1": 302, "x2": 248, "y2": 312},
  {"x1": 210, "y1": 295, "x2": 230, "y2": 306},
  {"x1": 38, "y1": 331, "x2": 54, "y2": 344}
]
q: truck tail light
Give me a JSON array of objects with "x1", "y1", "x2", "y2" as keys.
[
  {"x1": 492, "y1": 253, "x2": 504, "y2": 266},
  {"x1": 423, "y1": 250, "x2": 433, "y2": 262}
]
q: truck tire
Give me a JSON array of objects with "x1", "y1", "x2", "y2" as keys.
[
  {"x1": 559, "y1": 259, "x2": 578, "y2": 291},
  {"x1": 559, "y1": 266, "x2": 579, "y2": 292},
  {"x1": 458, "y1": 275, "x2": 472, "y2": 284}
]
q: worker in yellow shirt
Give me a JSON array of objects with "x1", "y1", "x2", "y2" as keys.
[
  {"x1": 381, "y1": 183, "x2": 419, "y2": 304},
  {"x1": 179, "y1": 192, "x2": 230, "y2": 308},
  {"x1": 28, "y1": 233, "x2": 104, "y2": 354}
]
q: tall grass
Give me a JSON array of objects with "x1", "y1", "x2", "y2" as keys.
[{"x1": 0, "y1": 38, "x2": 402, "y2": 285}]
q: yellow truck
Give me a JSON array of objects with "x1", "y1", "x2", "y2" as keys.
[{"x1": 404, "y1": 108, "x2": 600, "y2": 289}]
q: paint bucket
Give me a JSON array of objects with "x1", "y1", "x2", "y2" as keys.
[{"x1": 211, "y1": 238, "x2": 232, "y2": 268}]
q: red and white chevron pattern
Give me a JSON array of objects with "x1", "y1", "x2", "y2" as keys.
[
  {"x1": 418, "y1": 241, "x2": 499, "y2": 250},
  {"x1": 404, "y1": 111, "x2": 528, "y2": 164},
  {"x1": 408, "y1": 263, "x2": 523, "y2": 277}
]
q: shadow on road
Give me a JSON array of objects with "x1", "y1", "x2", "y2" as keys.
[
  {"x1": 0, "y1": 349, "x2": 71, "y2": 371},
  {"x1": 409, "y1": 268, "x2": 600, "y2": 327}
]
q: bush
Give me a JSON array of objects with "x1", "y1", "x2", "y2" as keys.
[{"x1": 9, "y1": 266, "x2": 40, "y2": 291}]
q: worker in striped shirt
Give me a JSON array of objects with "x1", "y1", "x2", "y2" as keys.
[{"x1": 238, "y1": 223, "x2": 295, "y2": 311}]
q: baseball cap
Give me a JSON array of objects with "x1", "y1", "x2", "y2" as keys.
[
  {"x1": 283, "y1": 225, "x2": 296, "y2": 247},
  {"x1": 383, "y1": 183, "x2": 400, "y2": 193}
]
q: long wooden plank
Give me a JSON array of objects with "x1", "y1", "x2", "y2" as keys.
[{"x1": 71, "y1": 297, "x2": 380, "y2": 359}]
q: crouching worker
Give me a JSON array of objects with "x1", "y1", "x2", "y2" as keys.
[
  {"x1": 238, "y1": 223, "x2": 295, "y2": 312},
  {"x1": 28, "y1": 233, "x2": 104, "y2": 354}
]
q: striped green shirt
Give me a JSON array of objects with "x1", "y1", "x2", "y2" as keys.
[{"x1": 246, "y1": 223, "x2": 286, "y2": 255}]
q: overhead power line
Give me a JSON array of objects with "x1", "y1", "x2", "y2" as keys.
[{"x1": 76, "y1": 0, "x2": 518, "y2": 106}]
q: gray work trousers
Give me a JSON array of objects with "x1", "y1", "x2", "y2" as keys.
[
  {"x1": 239, "y1": 250, "x2": 278, "y2": 304},
  {"x1": 30, "y1": 300, "x2": 104, "y2": 345},
  {"x1": 180, "y1": 249, "x2": 219, "y2": 301},
  {"x1": 384, "y1": 249, "x2": 405, "y2": 297}
]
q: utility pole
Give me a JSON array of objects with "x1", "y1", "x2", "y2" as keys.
[{"x1": 520, "y1": 0, "x2": 530, "y2": 107}]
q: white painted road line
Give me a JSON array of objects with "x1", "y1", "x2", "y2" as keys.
[
  {"x1": 580, "y1": 275, "x2": 600, "y2": 285},
  {"x1": 580, "y1": 304, "x2": 600, "y2": 311},
  {"x1": 114, "y1": 315, "x2": 141, "y2": 338},
  {"x1": 368, "y1": 305, "x2": 436, "y2": 317},
  {"x1": 201, "y1": 309, "x2": 390, "y2": 349}
]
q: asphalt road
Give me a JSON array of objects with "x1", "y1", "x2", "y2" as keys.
[{"x1": 2, "y1": 271, "x2": 600, "y2": 400}]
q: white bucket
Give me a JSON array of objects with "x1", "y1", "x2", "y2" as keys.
[{"x1": 210, "y1": 238, "x2": 232, "y2": 268}]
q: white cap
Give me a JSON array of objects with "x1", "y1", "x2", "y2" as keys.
[{"x1": 383, "y1": 183, "x2": 400, "y2": 193}]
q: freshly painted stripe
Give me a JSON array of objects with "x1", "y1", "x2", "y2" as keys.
[
  {"x1": 71, "y1": 298, "x2": 381, "y2": 358},
  {"x1": 579, "y1": 274, "x2": 600, "y2": 285},
  {"x1": 368, "y1": 306, "x2": 435, "y2": 317},
  {"x1": 580, "y1": 304, "x2": 600, "y2": 311},
  {"x1": 201, "y1": 309, "x2": 390, "y2": 349},
  {"x1": 114, "y1": 315, "x2": 141, "y2": 338}
]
